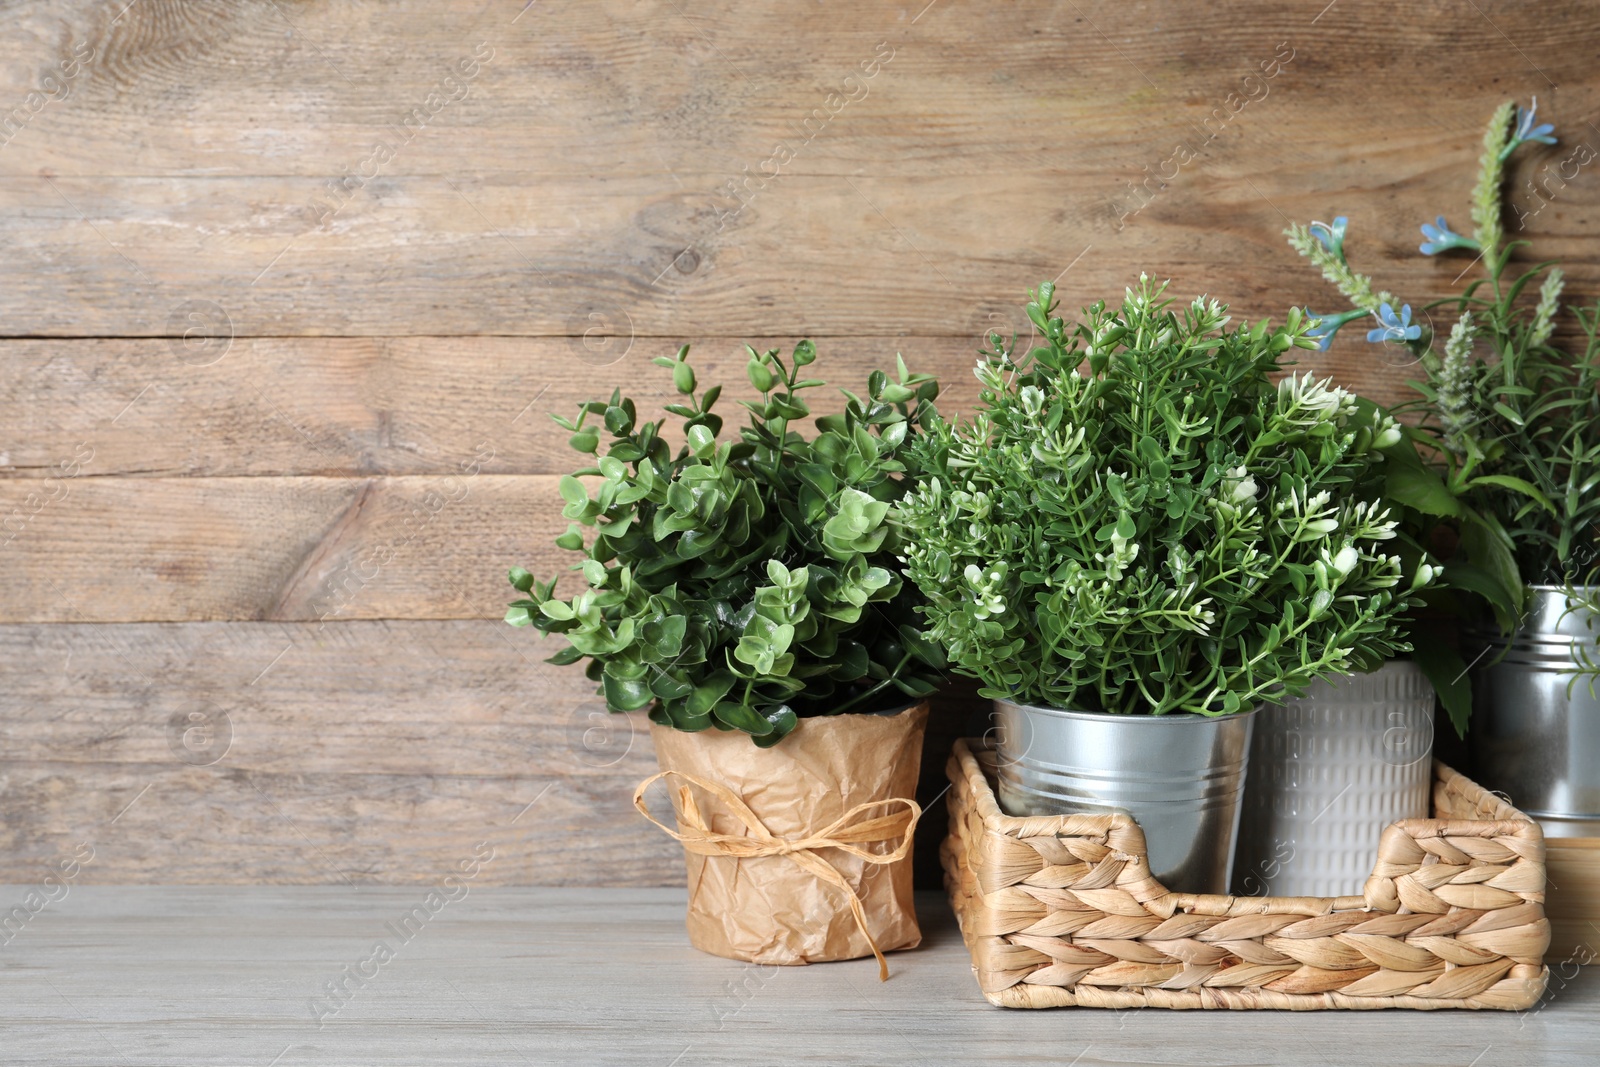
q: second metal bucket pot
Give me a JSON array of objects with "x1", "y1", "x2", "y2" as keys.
[
  {"x1": 1234, "y1": 660, "x2": 1435, "y2": 899},
  {"x1": 1471, "y1": 586, "x2": 1600, "y2": 836},
  {"x1": 992, "y1": 699, "x2": 1257, "y2": 894}
]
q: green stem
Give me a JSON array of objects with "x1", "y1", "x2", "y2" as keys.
[{"x1": 831, "y1": 651, "x2": 916, "y2": 716}]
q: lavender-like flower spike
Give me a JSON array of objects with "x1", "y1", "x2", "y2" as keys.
[
  {"x1": 1366, "y1": 303, "x2": 1421, "y2": 344},
  {"x1": 1419, "y1": 215, "x2": 1481, "y2": 256},
  {"x1": 1529, "y1": 268, "x2": 1565, "y2": 347},
  {"x1": 1437, "y1": 311, "x2": 1479, "y2": 462},
  {"x1": 1471, "y1": 101, "x2": 1517, "y2": 264},
  {"x1": 1284, "y1": 222, "x2": 1395, "y2": 314}
]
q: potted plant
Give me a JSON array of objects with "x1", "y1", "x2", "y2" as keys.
[
  {"x1": 1230, "y1": 414, "x2": 1506, "y2": 896},
  {"x1": 894, "y1": 276, "x2": 1430, "y2": 894},
  {"x1": 506, "y1": 341, "x2": 946, "y2": 977},
  {"x1": 1285, "y1": 97, "x2": 1600, "y2": 835}
]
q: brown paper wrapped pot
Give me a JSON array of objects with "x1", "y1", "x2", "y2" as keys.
[{"x1": 647, "y1": 701, "x2": 928, "y2": 968}]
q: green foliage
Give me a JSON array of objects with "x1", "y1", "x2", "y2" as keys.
[
  {"x1": 1449, "y1": 277, "x2": 1600, "y2": 591},
  {"x1": 894, "y1": 276, "x2": 1431, "y2": 717},
  {"x1": 1291, "y1": 99, "x2": 1600, "y2": 593},
  {"x1": 1288, "y1": 98, "x2": 1600, "y2": 710},
  {"x1": 507, "y1": 342, "x2": 946, "y2": 746}
]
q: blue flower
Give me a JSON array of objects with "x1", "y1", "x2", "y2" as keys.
[
  {"x1": 1304, "y1": 308, "x2": 1370, "y2": 351},
  {"x1": 1419, "y1": 215, "x2": 1480, "y2": 256},
  {"x1": 1308, "y1": 216, "x2": 1348, "y2": 261},
  {"x1": 1501, "y1": 96, "x2": 1557, "y2": 160},
  {"x1": 1366, "y1": 303, "x2": 1421, "y2": 344}
]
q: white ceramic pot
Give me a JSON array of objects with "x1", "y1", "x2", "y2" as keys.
[{"x1": 1233, "y1": 661, "x2": 1434, "y2": 898}]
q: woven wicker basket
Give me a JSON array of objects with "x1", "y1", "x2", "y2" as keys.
[{"x1": 941, "y1": 739, "x2": 1550, "y2": 1010}]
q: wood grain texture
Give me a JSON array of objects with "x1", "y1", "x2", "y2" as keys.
[
  {"x1": 2, "y1": 166, "x2": 1596, "y2": 340},
  {"x1": 0, "y1": 621, "x2": 980, "y2": 885},
  {"x1": 0, "y1": 619, "x2": 683, "y2": 885},
  {"x1": 0, "y1": 335, "x2": 1427, "y2": 479},
  {"x1": 0, "y1": 887, "x2": 1596, "y2": 1066},
  {"x1": 1547, "y1": 836, "x2": 1600, "y2": 963},
  {"x1": 0, "y1": 0, "x2": 1590, "y2": 178},
  {"x1": 0, "y1": 474, "x2": 576, "y2": 622},
  {"x1": 0, "y1": 2, "x2": 1594, "y2": 337},
  {"x1": 0, "y1": 337, "x2": 987, "y2": 478},
  {"x1": 5, "y1": 0, "x2": 1600, "y2": 887}
]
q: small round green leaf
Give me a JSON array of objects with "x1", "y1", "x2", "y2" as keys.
[{"x1": 673, "y1": 361, "x2": 696, "y2": 395}]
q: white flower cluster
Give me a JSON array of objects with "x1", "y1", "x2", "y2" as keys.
[
  {"x1": 1030, "y1": 423, "x2": 1086, "y2": 469},
  {"x1": 1340, "y1": 498, "x2": 1399, "y2": 543},
  {"x1": 1095, "y1": 522, "x2": 1140, "y2": 582},
  {"x1": 1271, "y1": 493, "x2": 1413, "y2": 596},
  {"x1": 1170, "y1": 591, "x2": 1218, "y2": 633},
  {"x1": 949, "y1": 480, "x2": 994, "y2": 540},
  {"x1": 1188, "y1": 295, "x2": 1231, "y2": 335},
  {"x1": 1209, "y1": 463, "x2": 1260, "y2": 521},
  {"x1": 963, "y1": 563, "x2": 1007, "y2": 620},
  {"x1": 1084, "y1": 316, "x2": 1123, "y2": 361},
  {"x1": 1225, "y1": 466, "x2": 1259, "y2": 504},
  {"x1": 1274, "y1": 485, "x2": 1337, "y2": 540},
  {"x1": 1370, "y1": 413, "x2": 1404, "y2": 449},
  {"x1": 1211, "y1": 464, "x2": 1260, "y2": 520},
  {"x1": 1313, "y1": 540, "x2": 1402, "y2": 593},
  {"x1": 1276, "y1": 371, "x2": 1357, "y2": 425},
  {"x1": 973, "y1": 358, "x2": 1018, "y2": 397},
  {"x1": 1317, "y1": 542, "x2": 1360, "y2": 581}
]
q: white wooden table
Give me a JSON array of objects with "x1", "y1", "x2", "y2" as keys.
[{"x1": 0, "y1": 887, "x2": 1590, "y2": 1066}]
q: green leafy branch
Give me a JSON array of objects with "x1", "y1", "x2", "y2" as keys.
[
  {"x1": 506, "y1": 342, "x2": 946, "y2": 746},
  {"x1": 895, "y1": 276, "x2": 1428, "y2": 717}
]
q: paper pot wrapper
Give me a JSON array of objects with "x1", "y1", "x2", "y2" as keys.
[{"x1": 645, "y1": 702, "x2": 928, "y2": 968}]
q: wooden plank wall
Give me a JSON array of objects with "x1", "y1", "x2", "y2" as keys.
[{"x1": 2, "y1": 0, "x2": 1598, "y2": 885}]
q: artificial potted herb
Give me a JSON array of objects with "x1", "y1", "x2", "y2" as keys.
[
  {"x1": 506, "y1": 341, "x2": 945, "y2": 976},
  {"x1": 895, "y1": 277, "x2": 1430, "y2": 894},
  {"x1": 1228, "y1": 295, "x2": 1469, "y2": 896},
  {"x1": 1287, "y1": 97, "x2": 1600, "y2": 834}
]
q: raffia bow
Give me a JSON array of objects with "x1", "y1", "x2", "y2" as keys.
[{"x1": 634, "y1": 769, "x2": 923, "y2": 981}]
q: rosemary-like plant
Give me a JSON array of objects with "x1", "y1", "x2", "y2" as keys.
[{"x1": 1288, "y1": 98, "x2": 1600, "y2": 684}]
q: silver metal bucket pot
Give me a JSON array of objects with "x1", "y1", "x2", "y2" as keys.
[
  {"x1": 992, "y1": 699, "x2": 1257, "y2": 894},
  {"x1": 1234, "y1": 661, "x2": 1434, "y2": 898},
  {"x1": 1471, "y1": 586, "x2": 1600, "y2": 836}
]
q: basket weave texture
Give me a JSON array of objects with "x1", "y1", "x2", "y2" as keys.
[{"x1": 941, "y1": 739, "x2": 1550, "y2": 1010}]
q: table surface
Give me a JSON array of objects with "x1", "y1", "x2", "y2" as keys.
[{"x1": 0, "y1": 887, "x2": 1591, "y2": 1067}]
